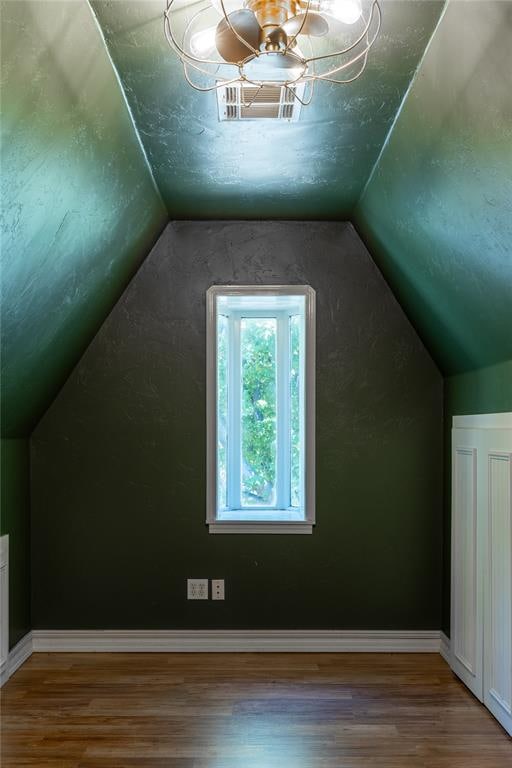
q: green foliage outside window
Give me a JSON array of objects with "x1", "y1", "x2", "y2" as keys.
[
  {"x1": 217, "y1": 312, "x2": 302, "y2": 509},
  {"x1": 241, "y1": 318, "x2": 277, "y2": 505},
  {"x1": 290, "y1": 315, "x2": 301, "y2": 507}
]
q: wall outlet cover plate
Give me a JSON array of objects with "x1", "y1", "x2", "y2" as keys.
[
  {"x1": 211, "y1": 579, "x2": 225, "y2": 600},
  {"x1": 187, "y1": 579, "x2": 208, "y2": 600}
]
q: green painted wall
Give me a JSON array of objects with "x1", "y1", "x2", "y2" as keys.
[
  {"x1": 2, "y1": 0, "x2": 507, "y2": 639},
  {"x1": 354, "y1": 1, "x2": 512, "y2": 376},
  {"x1": 445, "y1": 360, "x2": 512, "y2": 417},
  {"x1": 442, "y1": 359, "x2": 512, "y2": 634},
  {"x1": 31, "y1": 222, "x2": 443, "y2": 631},
  {"x1": 0, "y1": 440, "x2": 31, "y2": 648},
  {"x1": 353, "y1": 0, "x2": 512, "y2": 638},
  {"x1": 1, "y1": 0, "x2": 167, "y2": 647},
  {"x1": 1, "y1": 0, "x2": 167, "y2": 438}
]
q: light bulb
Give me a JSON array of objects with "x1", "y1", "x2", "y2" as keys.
[
  {"x1": 323, "y1": 0, "x2": 362, "y2": 24},
  {"x1": 211, "y1": 0, "x2": 245, "y2": 15},
  {"x1": 189, "y1": 26, "x2": 217, "y2": 57}
]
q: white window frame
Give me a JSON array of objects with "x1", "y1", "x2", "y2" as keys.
[{"x1": 206, "y1": 285, "x2": 316, "y2": 534}]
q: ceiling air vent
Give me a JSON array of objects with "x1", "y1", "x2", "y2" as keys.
[{"x1": 217, "y1": 83, "x2": 304, "y2": 122}]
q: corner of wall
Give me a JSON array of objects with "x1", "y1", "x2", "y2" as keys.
[{"x1": 0, "y1": 439, "x2": 31, "y2": 649}]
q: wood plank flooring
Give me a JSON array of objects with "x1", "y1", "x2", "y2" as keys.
[{"x1": 1, "y1": 652, "x2": 511, "y2": 767}]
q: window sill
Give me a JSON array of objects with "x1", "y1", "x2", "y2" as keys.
[
  {"x1": 217, "y1": 508, "x2": 306, "y2": 522},
  {"x1": 208, "y1": 521, "x2": 313, "y2": 534}
]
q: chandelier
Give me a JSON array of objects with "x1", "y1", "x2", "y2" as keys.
[{"x1": 164, "y1": 0, "x2": 382, "y2": 106}]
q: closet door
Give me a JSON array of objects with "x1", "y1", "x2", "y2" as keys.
[
  {"x1": 483, "y1": 432, "x2": 512, "y2": 736},
  {"x1": 451, "y1": 429, "x2": 483, "y2": 701}
]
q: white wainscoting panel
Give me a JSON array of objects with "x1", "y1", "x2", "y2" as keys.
[
  {"x1": 451, "y1": 413, "x2": 512, "y2": 736},
  {"x1": 484, "y1": 451, "x2": 512, "y2": 735},
  {"x1": 453, "y1": 414, "x2": 512, "y2": 430},
  {"x1": 451, "y1": 444, "x2": 482, "y2": 699}
]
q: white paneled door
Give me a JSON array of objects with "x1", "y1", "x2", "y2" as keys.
[
  {"x1": 451, "y1": 414, "x2": 512, "y2": 735},
  {"x1": 451, "y1": 442, "x2": 482, "y2": 699},
  {"x1": 484, "y1": 442, "x2": 512, "y2": 734}
]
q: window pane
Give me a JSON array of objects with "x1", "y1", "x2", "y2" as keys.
[
  {"x1": 217, "y1": 314, "x2": 228, "y2": 510},
  {"x1": 290, "y1": 315, "x2": 301, "y2": 508},
  {"x1": 241, "y1": 318, "x2": 277, "y2": 506}
]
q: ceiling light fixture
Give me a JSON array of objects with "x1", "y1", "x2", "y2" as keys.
[{"x1": 164, "y1": 0, "x2": 381, "y2": 107}]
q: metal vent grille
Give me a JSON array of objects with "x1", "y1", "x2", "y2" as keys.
[
  {"x1": 226, "y1": 87, "x2": 238, "y2": 105},
  {"x1": 217, "y1": 83, "x2": 304, "y2": 121},
  {"x1": 243, "y1": 86, "x2": 281, "y2": 104}
]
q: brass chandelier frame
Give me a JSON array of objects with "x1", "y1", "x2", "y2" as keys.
[{"x1": 164, "y1": 0, "x2": 382, "y2": 104}]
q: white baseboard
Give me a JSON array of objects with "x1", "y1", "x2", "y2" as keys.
[
  {"x1": 0, "y1": 632, "x2": 33, "y2": 687},
  {"x1": 32, "y1": 629, "x2": 442, "y2": 653},
  {"x1": 439, "y1": 631, "x2": 451, "y2": 665},
  {"x1": 0, "y1": 630, "x2": 444, "y2": 683}
]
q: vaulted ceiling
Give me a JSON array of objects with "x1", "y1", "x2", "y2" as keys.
[
  {"x1": 1, "y1": 0, "x2": 511, "y2": 438},
  {"x1": 91, "y1": 0, "x2": 444, "y2": 219}
]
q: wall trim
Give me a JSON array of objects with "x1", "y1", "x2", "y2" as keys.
[
  {"x1": 208, "y1": 523, "x2": 313, "y2": 534},
  {"x1": 0, "y1": 632, "x2": 33, "y2": 687},
  {"x1": 0, "y1": 534, "x2": 9, "y2": 674},
  {"x1": 32, "y1": 629, "x2": 442, "y2": 653},
  {"x1": 453, "y1": 412, "x2": 512, "y2": 430},
  {"x1": 439, "y1": 631, "x2": 451, "y2": 665},
  {"x1": 1, "y1": 630, "x2": 444, "y2": 683},
  {"x1": 206, "y1": 285, "x2": 316, "y2": 533}
]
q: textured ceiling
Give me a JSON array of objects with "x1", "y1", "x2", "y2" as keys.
[{"x1": 91, "y1": 0, "x2": 444, "y2": 219}]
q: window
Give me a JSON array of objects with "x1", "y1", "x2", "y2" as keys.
[{"x1": 207, "y1": 286, "x2": 315, "y2": 533}]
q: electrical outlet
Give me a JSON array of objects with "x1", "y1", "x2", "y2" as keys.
[
  {"x1": 187, "y1": 579, "x2": 208, "y2": 600},
  {"x1": 211, "y1": 579, "x2": 225, "y2": 600}
]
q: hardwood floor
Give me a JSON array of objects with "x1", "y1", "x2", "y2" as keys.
[{"x1": 1, "y1": 652, "x2": 510, "y2": 767}]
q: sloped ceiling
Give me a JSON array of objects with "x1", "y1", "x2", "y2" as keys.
[
  {"x1": 1, "y1": 0, "x2": 446, "y2": 438},
  {"x1": 1, "y1": 1, "x2": 167, "y2": 437},
  {"x1": 2, "y1": 0, "x2": 510, "y2": 439},
  {"x1": 90, "y1": 0, "x2": 444, "y2": 219},
  {"x1": 355, "y1": 1, "x2": 512, "y2": 375}
]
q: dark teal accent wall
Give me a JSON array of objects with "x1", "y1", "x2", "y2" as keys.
[
  {"x1": 442, "y1": 360, "x2": 512, "y2": 635},
  {"x1": 354, "y1": 1, "x2": 512, "y2": 376},
  {"x1": 1, "y1": 0, "x2": 167, "y2": 438},
  {"x1": 0, "y1": 440, "x2": 31, "y2": 649},
  {"x1": 31, "y1": 222, "x2": 443, "y2": 632}
]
